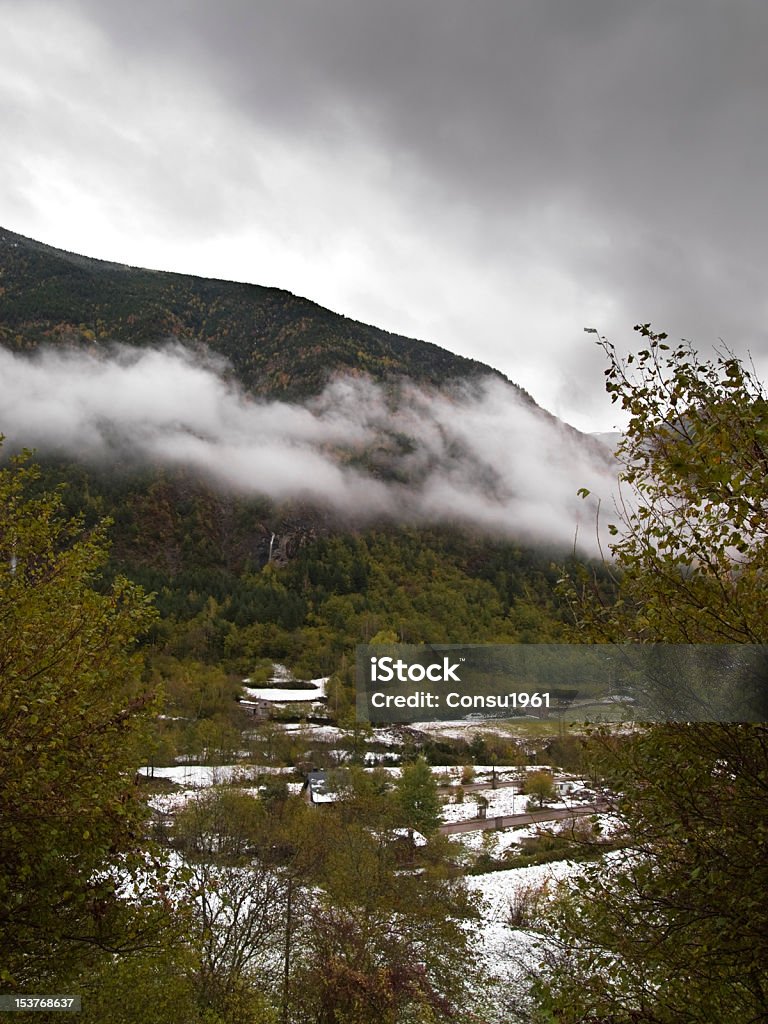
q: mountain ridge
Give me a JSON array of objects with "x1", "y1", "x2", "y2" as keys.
[{"x1": 0, "y1": 225, "x2": 527, "y2": 404}]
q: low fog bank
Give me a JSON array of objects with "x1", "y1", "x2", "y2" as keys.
[{"x1": 0, "y1": 344, "x2": 617, "y2": 552}]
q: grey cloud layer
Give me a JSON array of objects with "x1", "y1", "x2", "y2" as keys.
[
  {"x1": 3, "y1": 0, "x2": 767, "y2": 426},
  {"x1": 65, "y1": 0, "x2": 768, "y2": 261},
  {"x1": 0, "y1": 346, "x2": 614, "y2": 550}
]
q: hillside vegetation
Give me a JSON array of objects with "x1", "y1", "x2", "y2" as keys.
[{"x1": 0, "y1": 227, "x2": 517, "y2": 400}]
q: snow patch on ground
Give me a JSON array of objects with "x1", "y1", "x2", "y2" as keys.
[
  {"x1": 469, "y1": 860, "x2": 581, "y2": 920},
  {"x1": 147, "y1": 781, "x2": 305, "y2": 815},
  {"x1": 242, "y1": 685, "x2": 326, "y2": 702},
  {"x1": 453, "y1": 824, "x2": 542, "y2": 855},
  {"x1": 266, "y1": 723, "x2": 343, "y2": 738},
  {"x1": 441, "y1": 788, "x2": 573, "y2": 823},
  {"x1": 368, "y1": 728, "x2": 407, "y2": 747},
  {"x1": 147, "y1": 789, "x2": 202, "y2": 815},
  {"x1": 139, "y1": 764, "x2": 295, "y2": 787},
  {"x1": 453, "y1": 813, "x2": 622, "y2": 854},
  {"x1": 432, "y1": 765, "x2": 525, "y2": 784},
  {"x1": 241, "y1": 666, "x2": 329, "y2": 703},
  {"x1": 466, "y1": 858, "x2": 582, "y2": 1004}
]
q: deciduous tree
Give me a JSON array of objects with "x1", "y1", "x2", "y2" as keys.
[
  {"x1": 523, "y1": 770, "x2": 556, "y2": 809},
  {"x1": 570, "y1": 325, "x2": 768, "y2": 644},
  {"x1": 0, "y1": 449, "x2": 162, "y2": 987},
  {"x1": 544, "y1": 331, "x2": 768, "y2": 1021}
]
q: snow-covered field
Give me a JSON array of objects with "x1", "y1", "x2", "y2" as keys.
[
  {"x1": 467, "y1": 850, "x2": 626, "y2": 979},
  {"x1": 442, "y1": 787, "x2": 537, "y2": 823},
  {"x1": 468, "y1": 859, "x2": 580, "y2": 926},
  {"x1": 459, "y1": 860, "x2": 581, "y2": 1019},
  {"x1": 138, "y1": 764, "x2": 296, "y2": 787},
  {"x1": 241, "y1": 667, "x2": 328, "y2": 704},
  {"x1": 431, "y1": 764, "x2": 525, "y2": 784},
  {"x1": 452, "y1": 812, "x2": 623, "y2": 855},
  {"x1": 439, "y1": 783, "x2": 595, "y2": 824},
  {"x1": 452, "y1": 823, "x2": 544, "y2": 855},
  {"x1": 147, "y1": 782, "x2": 306, "y2": 816},
  {"x1": 271, "y1": 723, "x2": 344, "y2": 738},
  {"x1": 242, "y1": 686, "x2": 326, "y2": 702}
]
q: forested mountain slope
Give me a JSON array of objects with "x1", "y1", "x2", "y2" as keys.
[
  {"x1": 0, "y1": 226, "x2": 518, "y2": 400},
  {"x1": 0, "y1": 228, "x2": 596, "y2": 682}
]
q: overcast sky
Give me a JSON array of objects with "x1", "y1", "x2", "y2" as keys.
[{"x1": 2, "y1": 0, "x2": 767, "y2": 431}]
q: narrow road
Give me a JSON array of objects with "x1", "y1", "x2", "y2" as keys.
[{"x1": 440, "y1": 802, "x2": 607, "y2": 835}]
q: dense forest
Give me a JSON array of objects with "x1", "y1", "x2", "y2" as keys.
[{"x1": 27, "y1": 454, "x2": 569, "y2": 746}]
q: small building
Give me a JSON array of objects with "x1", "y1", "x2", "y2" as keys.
[
  {"x1": 555, "y1": 779, "x2": 588, "y2": 798},
  {"x1": 238, "y1": 697, "x2": 270, "y2": 719}
]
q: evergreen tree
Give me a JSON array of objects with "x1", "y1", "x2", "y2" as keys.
[{"x1": 395, "y1": 756, "x2": 442, "y2": 836}]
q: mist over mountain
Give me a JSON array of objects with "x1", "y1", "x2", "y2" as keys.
[{"x1": 0, "y1": 227, "x2": 614, "y2": 552}]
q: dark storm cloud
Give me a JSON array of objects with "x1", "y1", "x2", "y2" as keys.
[
  {"x1": 2, "y1": 0, "x2": 768, "y2": 426},
  {"x1": 64, "y1": 0, "x2": 767, "y2": 218}
]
